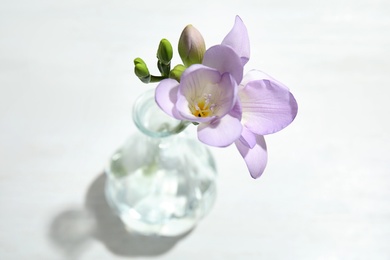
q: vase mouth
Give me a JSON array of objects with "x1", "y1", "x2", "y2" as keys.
[{"x1": 132, "y1": 89, "x2": 188, "y2": 138}]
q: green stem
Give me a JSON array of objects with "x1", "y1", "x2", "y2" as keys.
[
  {"x1": 174, "y1": 120, "x2": 192, "y2": 134},
  {"x1": 150, "y1": 75, "x2": 167, "y2": 83}
]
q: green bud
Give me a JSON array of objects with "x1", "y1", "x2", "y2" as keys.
[
  {"x1": 134, "y1": 58, "x2": 151, "y2": 83},
  {"x1": 134, "y1": 58, "x2": 149, "y2": 77},
  {"x1": 169, "y1": 64, "x2": 186, "y2": 82},
  {"x1": 157, "y1": 39, "x2": 173, "y2": 65},
  {"x1": 178, "y1": 25, "x2": 206, "y2": 67}
]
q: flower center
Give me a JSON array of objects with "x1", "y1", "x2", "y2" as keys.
[{"x1": 189, "y1": 94, "x2": 215, "y2": 118}]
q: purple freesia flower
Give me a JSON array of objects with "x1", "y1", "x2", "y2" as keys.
[
  {"x1": 155, "y1": 63, "x2": 243, "y2": 147},
  {"x1": 156, "y1": 15, "x2": 298, "y2": 179}
]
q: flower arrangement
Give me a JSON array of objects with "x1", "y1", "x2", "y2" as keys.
[{"x1": 133, "y1": 16, "x2": 298, "y2": 179}]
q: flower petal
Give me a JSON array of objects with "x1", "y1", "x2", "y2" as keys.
[
  {"x1": 211, "y1": 72, "x2": 237, "y2": 117},
  {"x1": 179, "y1": 65, "x2": 221, "y2": 101},
  {"x1": 197, "y1": 113, "x2": 242, "y2": 147},
  {"x1": 155, "y1": 78, "x2": 182, "y2": 119},
  {"x1": 235, "y1": 134, "x2": 267, "y2": 179},
  {"x1": 222, "y1": 15, "x2": 250, "y2": 66},
  {"x1": 238, "y1": 126, "x2": 257, "y2": 149},
  {"x1": 203, "y1": 44, "x2": 243, "y2": 84},
  {"x1": 240, "y1": 70, "x2": 289, "y2": 90},
  {"x1": 239, "y1": 71, "x2": 298, "y2": 135},
  {"x1": 230, "y1": 99, "x2": 242, "y2": 121},
  {"x1": 181, "y1": 63, "x2": 207, "y2": 79}
]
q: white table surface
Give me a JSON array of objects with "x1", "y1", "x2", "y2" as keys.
[{"x1": 1, "y1": 0, "x2": 390, "y2": 259}]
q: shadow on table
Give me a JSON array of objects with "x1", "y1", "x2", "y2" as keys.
[{"x1": 49, "y1": 173, "x2": 190, "y2": 258}]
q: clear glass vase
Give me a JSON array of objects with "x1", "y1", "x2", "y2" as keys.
[{"x1": 105, "y1": 89, "x2": 217, "y2": 237}]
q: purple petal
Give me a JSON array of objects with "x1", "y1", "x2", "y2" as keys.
[
  {"x1": 240, "y1": 70, "x2": 289, "y2": 90},
  {"x1": 211, "y1": 72, "x2": 237, "y2": 117},
  {"x1": 235, "y1": 134, "x2": 267, "y2": 179},
  {"x1": 230, "y1": 99, "x2": 242, "y2": 121},
  {"x1": 197, "y1": 113, "x2": 242, "y2": 147},
  {"x1": 221, "y1": 15, "x2": 250, "y2": 66},
  {"x1": 238, "y1": 126, "x2": 256, "y2": 149},
  {"x1": 239, "y1": 72, "x2": 298, "y2": 135},
  {"x1": 203, "y1": 45, "x2": 243, "y2": 84},
  {"x1": 181, "y1": 63, "x2": 207, "y2": 79},
  {"x1": 155, "y1": 79, "x2": 182, "y2": 119},
  {"x1": 179, "y1": 65, "x2": 221, "y2": 100}
]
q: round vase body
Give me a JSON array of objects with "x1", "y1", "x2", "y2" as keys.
[{"x1": 105, "y1": 90, "x2": 217, "y2": 236}]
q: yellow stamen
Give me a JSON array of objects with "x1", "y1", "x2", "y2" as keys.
[{"x1": 190, "y1": 95, "x2": 214, "y2": 118}]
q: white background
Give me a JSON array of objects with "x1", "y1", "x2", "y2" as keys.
[{"x1": 1, "y1": 0, "x2": 389, "y2": 259}]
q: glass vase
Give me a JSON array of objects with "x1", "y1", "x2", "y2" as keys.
[{"x1": 105, "y1": 89, "x2": 217, "y2": 237}]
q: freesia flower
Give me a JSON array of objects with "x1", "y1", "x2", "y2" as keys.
[
  {"x1": 154, "y1": 16, "x2": 298, "y2": 179},
  {"x1": 155, "y1": 64, "x2": 243, "y2": 147}
]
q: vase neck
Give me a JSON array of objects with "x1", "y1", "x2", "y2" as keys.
[{"x1": 133, "y1": 89, "x2": 189, "y2": 138}]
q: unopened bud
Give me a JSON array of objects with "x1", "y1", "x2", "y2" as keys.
[
  {"x1": 169, "y1": 64, "x2": 186, "y2": 82},
  {"x1": 157, "y1": 39, "x2": 173, "y2": 65},
  {"x1": 134, "y1": 58, "x2": 151, "y2": 83},
  {"x1": 178, "y1": 25, "x2": 206, "y2": 67}
]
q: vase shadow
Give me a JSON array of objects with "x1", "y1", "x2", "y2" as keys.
[
  {"x1": 49, "y1": 207, "x2": 96, "y2": 259},
  {"x1": 84, "y1": 172, "x2": 192, "y2": 257}
]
